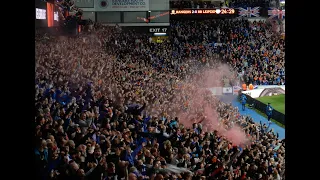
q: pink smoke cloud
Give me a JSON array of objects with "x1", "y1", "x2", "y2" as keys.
[{"x1": 174, "y1": 63, "x2": 248, "y2": 146}]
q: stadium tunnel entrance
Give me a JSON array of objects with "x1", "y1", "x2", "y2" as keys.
[
  {"x1": 148, "y1": 27, "x2": 169, "y2": 43},
  {"x1": 121, "y1": 26, "x2": 170, "y2": 43}
]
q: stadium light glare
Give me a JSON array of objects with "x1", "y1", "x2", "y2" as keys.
[
  {"x1": 36, "y1": 8, "x2": 47, "y2": 20},
  {"x1": 154, "y1": 33, "x2": 166, "y2": 36}
]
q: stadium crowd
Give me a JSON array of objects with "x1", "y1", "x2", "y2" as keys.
[
  {"x1": 171, "y1": 19, "x2": 285, "y2": 85},
  {"x1": 35, "y1": 18, "x2": 285, "y2": 180},
  {"x1": 169, "y1": 0, "x2": 276, "y2": 9},
  {"x1": 170, "y1": 0, "x2": 217, "y2": 9}
]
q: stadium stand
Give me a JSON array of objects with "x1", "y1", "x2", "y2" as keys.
[{"x1": 35, "y1": 1, "x2": 285, "y2": 180}]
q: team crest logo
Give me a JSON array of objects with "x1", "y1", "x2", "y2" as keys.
[{"x1": 99, "y1": 0, "x2": 109, "y2": 8}]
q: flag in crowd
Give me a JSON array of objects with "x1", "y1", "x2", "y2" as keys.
[
  {"x1": 268, "y1": 8, "x2": 285, "y2": 20},
  {"x1": 238, "y1": 7, "x2": 260, "y2": 17}
]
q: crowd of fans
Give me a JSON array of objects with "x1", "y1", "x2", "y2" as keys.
[
  {"x1": 169, "y1": 0, "x2": 278, "y2": 9},
  {"x1": 35, "y1": 18, "x2": 285, "y2": 180},
  {"x1": 170, "y1": 0, "x2": 218, "y2": 9},
  {"x1": 55, "y1": 0, "x2": 83, "y2": 21},
  {"x1": 227, "y1": 0, "x2": 278, "y2": 8},
  {"x1": 170, "y1": 19, "x2": 285, "y2": 85}
]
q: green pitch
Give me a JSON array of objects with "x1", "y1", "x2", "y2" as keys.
[{"x1": 256, "y1": 94, "x2": 285, "y2": 114}]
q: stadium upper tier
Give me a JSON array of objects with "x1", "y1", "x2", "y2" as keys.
[{"x1": 170, "y1": 0, "x2": 276, "y2": 9}]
